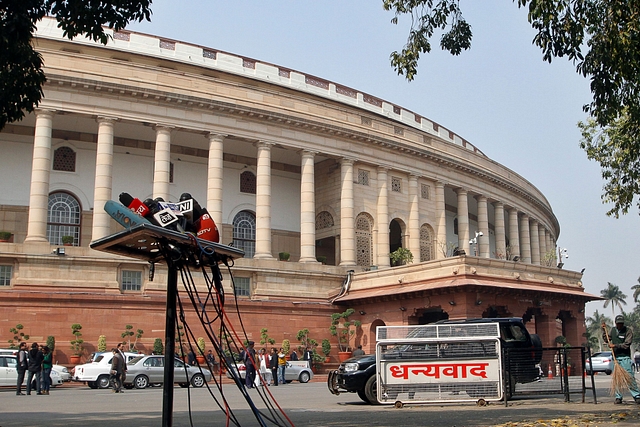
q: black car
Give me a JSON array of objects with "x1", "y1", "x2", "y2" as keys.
[{"x1": 327, "y1": 318, "x2": 542, "y2": 404}]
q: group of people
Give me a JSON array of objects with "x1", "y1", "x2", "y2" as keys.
[
  {"x1": 241, "y1": 341, "x2": 314, "y2": 389},
  {"x1": 15, "y1": 342, "x2": 53, "y2": 396}
]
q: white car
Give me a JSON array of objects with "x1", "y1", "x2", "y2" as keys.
[
  {"x1": 73, "y1": 351, "x2": 139, "y2": 389},
  {"x1": 0, "y1": 354, "x2": 63, "y2": 387},
  {"x1": 52, "y1": 364, "x2": 71, "y2": 381}
]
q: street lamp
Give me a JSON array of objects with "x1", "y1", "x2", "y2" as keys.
[{"x1": 469, "y1": 231, "x2": 483, "y2": 256}]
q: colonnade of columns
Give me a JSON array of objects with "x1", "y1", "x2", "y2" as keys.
[{"x1": 23, "y1": 110, "x2": 556, "y2": 268}]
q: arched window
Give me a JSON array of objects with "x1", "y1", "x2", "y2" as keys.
[
  {"x1": 240, "y1": 171, "x2": 256, "y2": 194},
  {"x1": 420, "y1": 224, "x2": 435, "y2": 262},
  {"x1": 232, "y1": 210, "x2": 256, "y2": 258},
  {"x1": 52, "y1": 146, "x2": 76, "y2": 172},
  {"x1": 315, "y1": 211, "x2": 334, "y2": 230},
  {"x1": 47, "y1": 192, "x2": 81, "y2": 245},
  {"x1": 355, "y1": 213, "x2": 373, "y2": 267}
]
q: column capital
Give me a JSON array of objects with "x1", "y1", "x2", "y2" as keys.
[
  {"x1": 96, "y1": 116, "x2": 119, "y2": 124},
  {"x1": 475, "y1": 194, "x2": 488, "y2": 202},
  {"x1": 34, "y1": 108, "x2": 56, "y2": 118},
  {"x1": 154, "y1": 124, "x2": 174, "y2": 133},
  {"x1": 208, "y1": 133, "x2": 227, "y2": 142},
  {"x1": 300, "y1": 149, "x2": 317, "y2": 158},
  {"x1": 340, "y1": 157, "x2": 356, "y2": 166}
]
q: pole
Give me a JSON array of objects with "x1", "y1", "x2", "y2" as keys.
[{"x1": 162, "y1": 260, "x2": 178, "y2": 427}]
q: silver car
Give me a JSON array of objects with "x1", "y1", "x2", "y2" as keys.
[
  {"x1": 123, "y1": 355, "x2": 211, "y2": 389},
  {"x1": 585, "y1": 351, "x2": 613, "y2": 375},
  {"x1": 226, "y1": 361, "x2": 313, "y2": 383}
]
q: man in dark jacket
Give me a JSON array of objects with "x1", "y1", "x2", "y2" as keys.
[
  {"x1": 244, "y1": 341, "x2": 256, "y2": 389},
  {"x1": 26, "y1": 342, "x2": 44, "y2": 395},
  {"x1": 269, "y1": 347, "x2": 278, "y2": 386},
  {"x1": 16, "y1": 342, "x2": 28, "y2": 395},
  {"x1": 603, "y1": 315, "x2": 640, "y2": 404},
  {"x1": 109, "y1": 348, "x2": 125, "y2": 393}
]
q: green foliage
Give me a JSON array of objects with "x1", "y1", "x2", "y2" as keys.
[
  {"x1": 61, "y1": 235, "x2": 74, "y2": 244},
  {"x1": 46, "y1": 335, "x2": 55, "y2": 352},
  {"x1": 389, "y1": 247, "x2": 413, "y2": 265},
  {"x1": 153, "y1": 338, "x2": 164, "y2": 355},
  {"x1": 282, "y1": 339, "x2": 290, "y2": 354},
  {"x1": 329, "y1": 308, "x2": 362, "y2": 352},
  {"x1": 8, "y1": 323, "x2": 30, "y2": 349},
  {"x1": 321, "y1": 338, "x2": 332, "y2": 357},
  {"x1": 0, "y1": 1, "x2": 152, "y2": 130},
  {"x1": 197, "y1": 337, "x2": 206, "y2": 355},
  {"x1": 600, "y1": 282, "x2": 627, "y2": 318},
  {"x1": 121, "y1": 324, "x2": 144, "y2": 351},
  {"x1": 97, "y1": 335, "x2": 107, "y2": 352},
  {"x1": 70, "y1": 323, "x2": 84, "y2": 355},
  {"x1": 384, "y1": 1, "x2": 640, "y2": 217},
  {"x1": 278, "y1": 252, "x2": 290, "y2": 261},
  {"x1": 0, "y1": 231, "x2": 12, "y2": 240},
  {"x1": 259, "y1": 328, "x2": 276, "y2": 346}
]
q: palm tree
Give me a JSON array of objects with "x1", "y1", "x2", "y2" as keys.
[
  {"x1": 585, "y1": 310, "x2": 611, "y2": 351},
  {"x1": 631, "y1": 276, "x2": 640, "y2": 303},
  {"x1": 600, "y1": 282, "x2": 627, "y2": 319}
]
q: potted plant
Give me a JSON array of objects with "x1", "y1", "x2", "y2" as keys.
[
  {"x1": 329, "y1": 308, "x2": 362, "y2": 361},
  {"x1": 321, "y1": 338, "x2": 332, "y2": 363},
  {"x1": 70, "y1": 323, "x2": 84, "y2": 363},
  {"x1": 61, "y1": 235, "x2": 74, "y2": 246},
  {"x1": 316, "y1": 255, "x2": 327, "y2": 264},
  {"x1": 259, "y1": 328, "x2": 276, "y2": 346},
  {"x1": 8, "y1": 323, "x2": 30, "y2": 349},
  {"x1": 282, "y1": 339, "x2": 290, "y2": 359},
  {"x1": 196, "y1": 337, "x2": 206, "y2": 364},
  {"x1": 278, "y1": 252, "x2": 290, "y2": 261},
  {"x1": 0, "y1": 231, "x2": 12, "y2": 242},
  {"x1": 153, "y1": 338, "x2": 164, "y2": 355},
  {"x1": 389, "y1": 247, "x2": 413, "y2": 266},
  {"x1": 311, "y1": 350, "x2": 326, "y2": 373}
]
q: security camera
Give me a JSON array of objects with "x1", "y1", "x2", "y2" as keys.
[{"x1": 477, "y1": 231, "x2": 483, "y2": 236}]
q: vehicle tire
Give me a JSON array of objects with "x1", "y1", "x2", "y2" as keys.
[
  {"x1": 134, "y1": 375, "x2": 149, "y2": 389},
  {"x1": 298, "y1": 371, "x2": 311, "y2": 384},
  {"x1": 97, "y1": 375, "x2": 111, "y2": 389},
  {"x1": 364, "y1": 375, "x2": 380, "y2": 405},
  {"x1": 357, "y1": 389, "x2": 369, "y2": 403},
  {"x1": 179, "y1": 383, "x2": 189, "y2": 388},
  {"x1": 88, "y1": 381, "x2": 98, "y2": 389},
  {"x1": 605, "y1": 369, "x2": 612, "y2": 375},
  {"x1": 191, "y1": 373, "x2": 205, "y2": 388}
]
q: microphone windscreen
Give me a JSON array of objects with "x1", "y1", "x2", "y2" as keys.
[{"x1": 119, "y1": 192, "x2": 134, "y2": 207}]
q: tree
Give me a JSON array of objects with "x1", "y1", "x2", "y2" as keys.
[
  {"x1": 0, "y1": 1, "x2": 152, "y2": 130},
  {"x1": 585, "y1": 309, "x2": 610, "y2": 351},
  {"x1": 121, "y1": 324, "x2": 143, "y2": 351},
  {"x1": 631, "y1": 276, "x2": 640, "y2": 303},
  {"x1": 383, "y1": 0, "x2": 640, "y2": 216},
  {"x1": 8, "y1": 323, "x2": 29, "y2": 349},
  {"x1": 600, "y1": 282, "x2": 627, "y2": 318}
]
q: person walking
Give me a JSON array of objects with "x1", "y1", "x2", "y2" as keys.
[
  {"x1": 109, "y1": 348, "x2": 125, "y2": 393},
  {"x1": 303, "y1": 346, "x2": 313, "y2": 370},
  {"x1": 255, "y1": 348, "x2": 270, "y2": 387},
  {"x1": 41, "y1": 346, "x2": 53, "y2": 395},
  {"x1": 26, "y1": 342, "x2": 43, "y2": 395},
  {"x1": 116, "y1": 342, "x2": 128, "y2": 382},
  {"x1": 633, "y1": 349, "x2": 640, "y2": 373},
  {"x1": 269, "y1": 348, "x2": 279, "y2": 386},
  {"x1": 603, "y1": 315, "x2": 640, "y2": 404},
  {"x1": 16, "y1": 342, "x2": 28, "y2": 395}
]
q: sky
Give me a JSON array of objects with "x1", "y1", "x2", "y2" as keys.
[{"x1": 126, "y1": 0, "x2": 640, "y2": 319}]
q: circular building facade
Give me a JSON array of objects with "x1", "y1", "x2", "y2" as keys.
[{"x1": 0, "y1": 18, "x2": 596, "y2": 362}]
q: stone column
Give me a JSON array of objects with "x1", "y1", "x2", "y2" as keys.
[
  {"x1": 530, "y1": 219, "x2": 541, "y2": 265},
  {"x1": 207, "y1": 133, "x2": 226, "y2": 227},
  {"x1": 25, "y1": 109, "x2": 55, "y2": 243},
  {"x1": 408, "y1": 174, "x2": 421, "y2": 261},
  {"x1": 435, "y1": 182, "x2": 447, "y2": 259},
  {"x1": 476, "y1": 195, "x2": 489, "y2": 258},
  {"x1": 339, "y1": 158, "x2": 356, "y2": 266},
  {"x1": 508, "y1": 207, "x2": 520, "y2": 259},
  {"x1": 539, "y1": 226, "x2": 547, "y2": 264},
  {"x1": 519, "y1": 213, "x2": 531, "y2": 263},
  {"x1": 494, "y1": 202, "x2": 506, "y2": 259},
  {"x1": 152, "y1": 126, "x2": 172, "y2": 201},
  {"x1": 456, "y1": 188, "x2": 470, "y2": 255},
  {"x1": 92, "y1": 117, "x2": 117, "y2": 240},
  {"x1": 254, "y1": 141, "x2": 274, "y2": 259},
  {"x1": 299, "y1": 150, "x2": 317, "y2": 263},
  {"x1": 376, "y1": 166, "x2": 390, "y2": 268}
]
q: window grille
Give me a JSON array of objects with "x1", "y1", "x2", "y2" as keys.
[
  {"x1": 0, "y1": 265, "x2": 12, "y2": 286},
  {"x1": 420, "y1": 225, "x2": 434, "y2": 261},
  {"x1": 355, "y1": 214, "x2": 373, "y2": 267},
  {"x1": 421, "y1": 184, "x2": 430, "y2": 200},
  {"x1": 122, "y1": 270, "x2": 142, "y2": 291},
  {"x1": 315, "y1": 211, "x2": 334, "y2": 230},
  {"x1": 233, "y1": 211, "x2": 256, "y2": 258},
  {"x1": 234, "y1": 277, "x2": 251, "y2": 297},
  {"x1": 391, "y1": 177, "x2": 402, "y2": 193},
  {"x1": 47, "y1": 192, "x2": 80, "y2": 245},
  {"x1": 357, "y1": 170, "x2": 369, "y2": 186},
  {"x1": 53, "y1": 147, "x2": 76, "y2": 172},
  {"x1": 240, "y1": 171, "x2": 256, "y2": 194}
]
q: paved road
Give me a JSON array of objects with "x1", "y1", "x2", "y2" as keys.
[{"x1": 1, "y1": 375, "x2": 638, "y2": 426}]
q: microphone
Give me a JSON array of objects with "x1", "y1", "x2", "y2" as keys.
[
  {"x1": 195, "y1": 210, "x2": 220, "y2": 243},
  {"x1": 119, "y1": 192, "x2": 150, "y2": 217}
]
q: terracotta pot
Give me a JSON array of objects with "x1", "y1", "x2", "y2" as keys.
[
  {"x1": 196, "y1": 356, "x2": 206, "y2": 365},
  {"x1": 70, "y1": 355, "x2": 81, "y2": 365},
  {"x1": 338, "y1": 351, "x2": 352, "y2": 362},
  {"x1": 325, "y1": 356, "x2": 331, "y2": 363}
]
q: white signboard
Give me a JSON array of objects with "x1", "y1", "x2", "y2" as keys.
[{"x1": 383, "y1": 359, "x2": 501, "y2": 384}]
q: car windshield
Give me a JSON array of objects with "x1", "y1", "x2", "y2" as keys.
[
  {"x1": 94, "y1": 355, "x2": 105, "y2": 363},
  {"x1": 128, "y1": 356, "x2": 144, "y2": 365}
]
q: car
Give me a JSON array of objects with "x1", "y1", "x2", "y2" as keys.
[
  {"x1": 73, "y1": 351, "x2": 139, "y2": 389},
  {"x1": 0, "y1": 354, "x2": 63, "y2": 387},
  {"x1": 52, "y1": 364, "x2": 71, "y2": 381},
  {"x1": 585, "y1": 351, "x2": 613, "y2": 375},
  {"x1": 123, "y1": 355, "x2": 212, "y2": 389},
  {"x1": 225, "y1": 361, "x2": 313, "y2": 384},
  {"x1": 328, "y1": 318, "x2": 543, "y2": 404}
]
